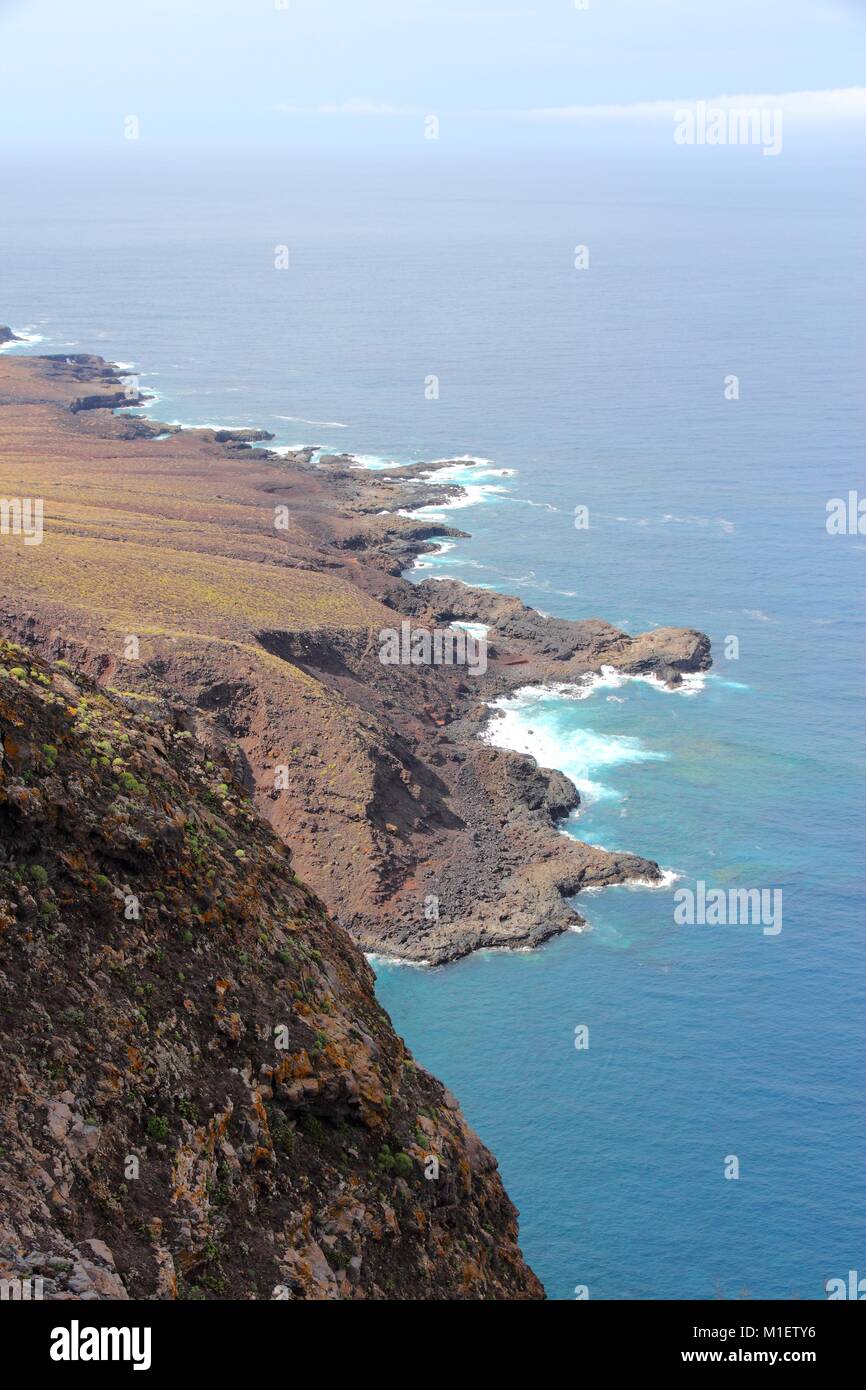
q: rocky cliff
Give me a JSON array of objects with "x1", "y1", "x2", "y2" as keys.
[{"x1": 0, "y1": 643, "x2": 543, "y2": 1300}]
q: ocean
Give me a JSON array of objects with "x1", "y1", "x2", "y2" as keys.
[{"x1": 2, "y1": 141, "x2": 863, "y2": 1299}]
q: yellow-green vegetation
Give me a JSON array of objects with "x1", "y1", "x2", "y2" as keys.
[
  {"x1": 0, "y1": 357, "x2": 397, "y2": 659},
  {"x1": 0, "y1": 532, "x2": 382, "y2": 635}
]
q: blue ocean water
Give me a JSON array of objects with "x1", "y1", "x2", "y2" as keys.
[{"x1": 1, "y1": 145, "x2": 863, "y2": 1299}]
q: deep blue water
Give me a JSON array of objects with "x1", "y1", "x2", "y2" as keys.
[{"x1": 1, "y1": 145, "x2": 863, "y2": 1299}]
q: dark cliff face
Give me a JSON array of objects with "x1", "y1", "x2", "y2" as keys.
[{"x1": 0, "y1": 643, "x2": 543, "y2": 1300}]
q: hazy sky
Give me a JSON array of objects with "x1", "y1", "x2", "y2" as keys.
[{"x1": 1, "y1": 0, "x2": 864, "y2": 148}]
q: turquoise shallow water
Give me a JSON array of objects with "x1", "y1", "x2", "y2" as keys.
[{"x1": 1, "y1": 146, "x2": 863, "y2": 1298}]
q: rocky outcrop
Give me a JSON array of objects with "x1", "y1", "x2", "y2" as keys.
[
  {"x1": 346, "y1": 739, "x2": 662, "y2": 963},
  {"x1": 402, "y1": 579, "x2": 711, "y2": 688},
  {"x1": 0, "y1": 325, "x2": 21, "y2": 346},
  {"x1": 0, "y1": 643, "x2": 543, "y2": 1300}
]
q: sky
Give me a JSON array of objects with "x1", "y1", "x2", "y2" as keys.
[{"x1": 0, "y1": 0, "x2": 864, "y2": 152}]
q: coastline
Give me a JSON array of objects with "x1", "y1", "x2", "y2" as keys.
[{"x1": 0, "y1": 333, "x2": 712, "y2": 965}]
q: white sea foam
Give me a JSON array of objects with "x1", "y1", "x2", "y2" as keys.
[
  {"x1": 162, "y1": 416, "x2": 260, "y2": 430},
  {"x1": 397, "y1": 458, "x2": 513, "y2": 515},
  {"x1": 277, "y1": 415, "x2": 348, "y2": 428},
  {"x1": 412, "y1": 539, "x2": 457, "y2": 570},
  {"x1": 422, "y1": 460, "x2": 502, "y2": 482},
  {"x1": 481, "y1": 685, "x2": 666, "y2": 803},
  {"x1": 540, "y1": 665, "x2": 708, "y2": 701},
  {"x1": 630, "y1": 668, "x2": 708, "y2": 697},
  {"x1": 349, "y1": 454, "x2": 513, "y2": 522},
  {"x1": 708, "y1": 673, "x2": 751, "y2": 691},
  {"x1": 365, "y1": 952, "x2": 432, "y2": 970},
  {"x1": 399, "y1": 482, "x2": 508, "y2": 519},
  {"x1": 347, "y1": 453, "x2": 404, "y2": 470},
  {"x1": 476, "y1": 942, "x2": 545, "y2": 957},
  {"x1": 430, "y1": 455, "x2": 493, "y2": 467},
  {"x1": 623, "y1": 867, "x2": 681, "y2": 890},
  {"x1": 0, "y1": 328, "x2": 45, "y2": 352},
  {"x1": 508, "y1": 496, "x2": 560, "y2": 512},
  {"x1": 115, "y1": 389, "x2": 163, "y2": 413}
]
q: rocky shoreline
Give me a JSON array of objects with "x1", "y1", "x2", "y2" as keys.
[{"x1": 0, "y1": 342, "x2": 712, "y2": 966}]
